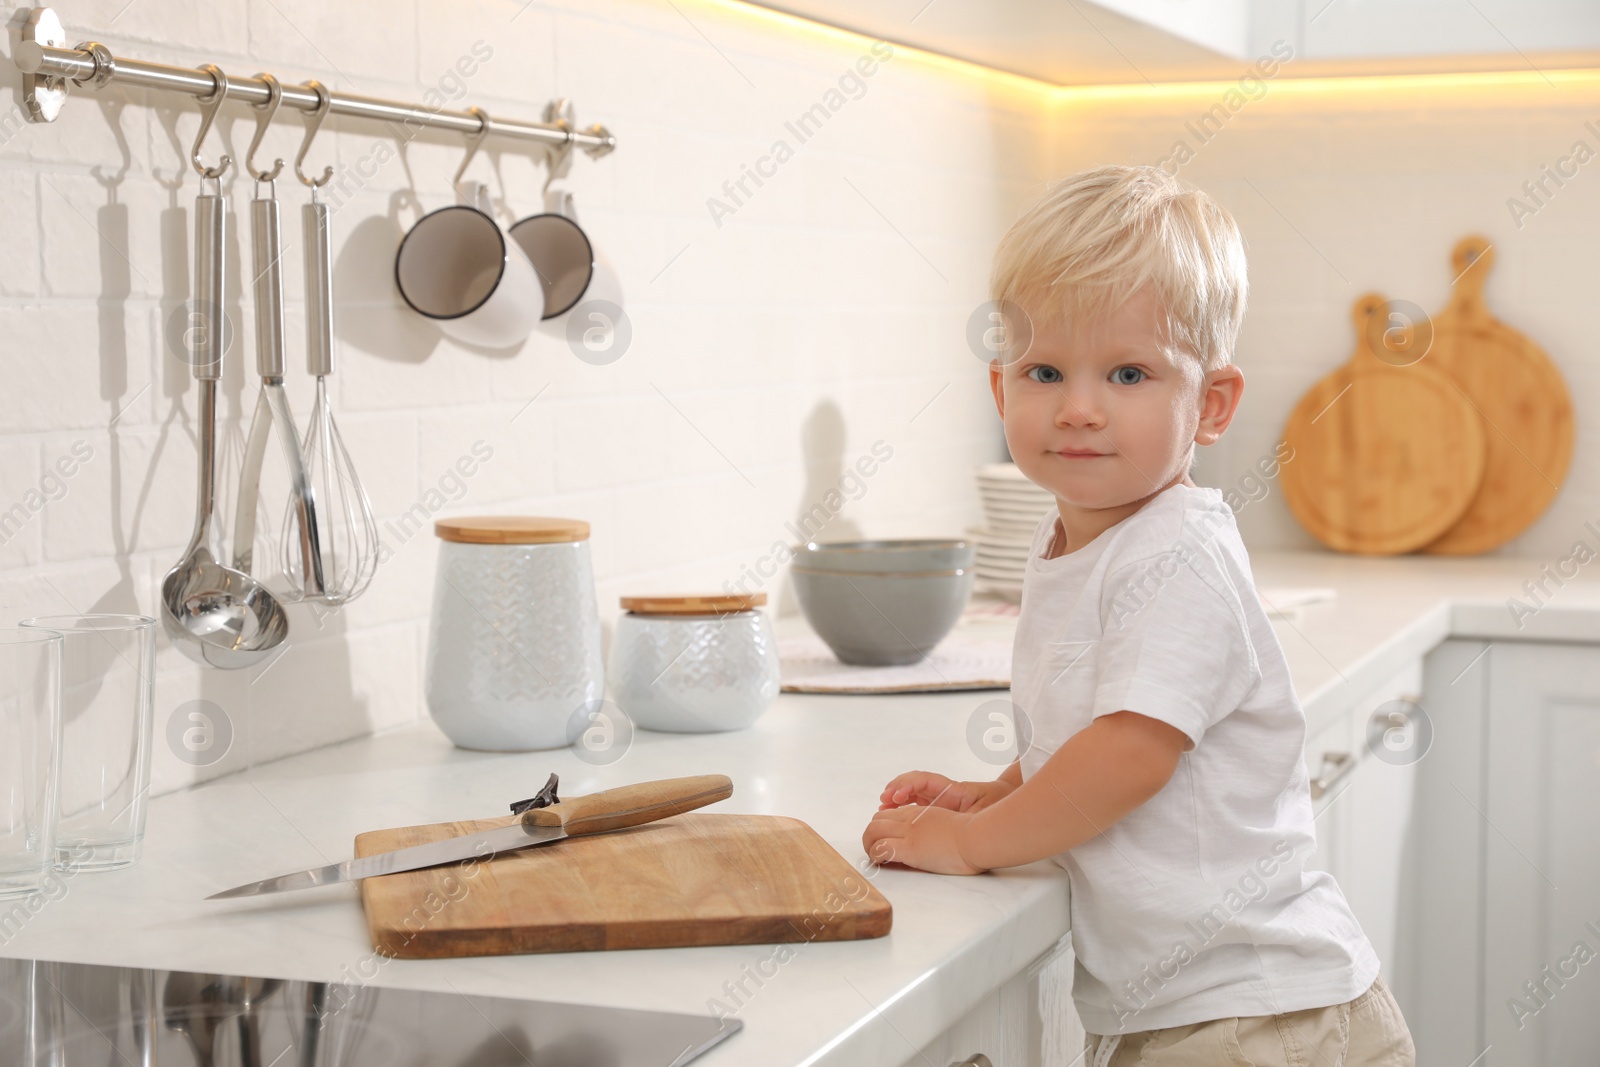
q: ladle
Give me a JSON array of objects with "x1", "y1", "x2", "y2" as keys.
[
  {"x1": 233, "y1": 975, "x2": 284, "y2": 1067},
  {"x1": 162, "y1": 970, "x2": 246, "y2": 1067},
  {"x1": 160, "y1": 64, "x2": 289, "y2": 670},
  {"x1": 162, "y1": 971, "x2": 218, "y2": 1067}
]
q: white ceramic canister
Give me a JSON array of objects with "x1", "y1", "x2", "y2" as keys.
[
  {"x1": 608, "y1": 593, "x2": 779, "y2": 733},
  {"x1": 426, "y1": 517, "x2": 604, "y2": 750}
]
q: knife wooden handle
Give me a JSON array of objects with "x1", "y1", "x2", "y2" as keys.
[{"x1": 520, "y1": 775, "x2": 733, "y2": 837}]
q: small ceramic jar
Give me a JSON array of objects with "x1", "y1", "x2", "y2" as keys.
[
  {"x1": 607, "y1": 593, "x2": 780, "y2": 733},
  {"x1": 425, "y1": 517, "x2": 604, "y2": 750}
]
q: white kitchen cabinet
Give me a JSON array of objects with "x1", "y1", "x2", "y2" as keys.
[
  {"x1": 893, "y1": 973, "x2": 1019, "y2": 1067},
  {"x1": 1396, "y1": 638, "x2": 1600, "y2": 1066},
  {"x1": 1083, "y1": 0, "x2": 1249, "y2": 59},
  {"x1": 893, "y1": 935, "x2": 1083, "y2": 1067},
  {"x1": 1294, "y1": 0, "x2": 1600, "y2": 65},
  {"x1": 1390, "y1": 639, "x2": 1489, "y2": 1064},
  {"x1": 1482, "y1": 641, "x2": 1600, "y2": 1065},
  {"x1": 747, "y1": 0, "x2": 1600, "y2": 88}
]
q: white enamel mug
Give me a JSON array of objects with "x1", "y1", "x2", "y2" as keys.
[
  {"x1": 509, "y1": 189, "x2": 594, "y2": 322},
  {"x1": 526, "y1": 188, "x2": 626, "y2": 348},
  {"x1": 395, "y1": 181, "x2": 545, "y2": 348}
]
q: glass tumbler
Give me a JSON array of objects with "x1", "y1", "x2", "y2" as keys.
[
  {"x1": 19, "y1": 615, "x2": 155, "y2": 871},
  {"x1": 0, "y1": 628, "x2": 61, "y2": 898}
]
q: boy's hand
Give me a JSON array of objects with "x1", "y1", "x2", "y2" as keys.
[
  {"x1": 877, "y1": 771, "x2": 1015, "y2": 813},
  {"x1": 862, "y1": 804, "x2": 985, "y2": 876}
]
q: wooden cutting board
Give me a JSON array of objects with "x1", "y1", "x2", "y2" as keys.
[
  {"x1": 1420, "y1": 236, "x2": 1575, "y2": 555},
  {"x1": 1280, "y1": 292, "x2": 1486, "y2": 555},
  {"x1": 356, "y1": 812, "x2": 891, "y2": 959}
]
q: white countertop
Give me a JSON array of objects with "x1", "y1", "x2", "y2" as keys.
[
  {"x1": 7, "y1": 549, "x2": 1600, "y2": 1066},
  {"x1": 1247, "y1": 550, "x2": 1600, "y2": 737}
]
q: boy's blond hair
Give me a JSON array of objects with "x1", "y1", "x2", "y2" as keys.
[{"x1": 991, "y1": 165, "x2": 1247, "y2": 374}]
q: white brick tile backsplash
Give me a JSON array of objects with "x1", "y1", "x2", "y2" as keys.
[
  {"x1": 0, "y1": 439, "x2": 44, "y2": 570},
  {"x1": 245, "y1": 0, "x2": 419, "y2": 87},
  {"x1": 0, "y1": 88, "x2": 150, "y2": 170},
  {"x1": 418, "y1": 403, "x2": 558, "y2": 504},
  {"x1": 331, "y1": 538, "x2": 433, "y2": 632},
  {"x1": 42, "y1": 428, "x2": 195, "y2": 563},
  {"x1": 419, "y1": 0, "x2": 558, "y2": 113},
  {"x1": 553, "y1": 392, "x2": 674, "y2": 492},
  {"x1": 337, "y1": 322, "x2": 497, "y2": 410},
  {"x1": 67, "y1": 0, "x2": 251, "y2": 57},
  {"x1": 0, "y1": 305, "x2": 153, "y2": 433},
  {"x1": 483, "y1": 326, "x2": 596, "y2": 400},
  {"x1": 0, "y1": 170, "x2": 41, "y2": 297},
  {"x1": 39, "y1": 173, "x2": 167, "y2": 300},
  {"x1": 0, "y1": 556, "x2": 150, "y2": 629},
  {"x1": 234, "y1": 621, "x2": 420, "y2": 766},
  {"x1": 332, "y1": 412, "x2": 419, "y2": 520}
]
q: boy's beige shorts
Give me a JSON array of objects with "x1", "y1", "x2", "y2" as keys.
[{"x1": 1083, "y1": 972, "x2": 1416, "y2": 1067}]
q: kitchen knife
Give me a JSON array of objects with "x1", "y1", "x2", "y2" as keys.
[{"x1": 207, "y1": 774, "x2": 733, "y2": 899}]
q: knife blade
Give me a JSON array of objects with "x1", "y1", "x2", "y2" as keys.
[{"x1": 207, "y1": 773, "x2": 733, "y2": 899}]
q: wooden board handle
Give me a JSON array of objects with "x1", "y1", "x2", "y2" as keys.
[
  {"x1": 1354, "y1": 291, "x2": 1434, "y2": 371},
  {"x1": 1447, "y1": 235, "x2": 1494, "y2": 321},
  {"x1": 521, "y1": 775, "x2": 733, "y2": 836},
  {"x1": 1350, "y1": 292, "x2": 1388, "y2": 375}
]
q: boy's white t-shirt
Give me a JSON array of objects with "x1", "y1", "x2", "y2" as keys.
[{"x1": 1012, "y1": 482, "x2": 1379, "y2": 1034}]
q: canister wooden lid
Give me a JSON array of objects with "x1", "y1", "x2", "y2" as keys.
[
  {"x1": 620, "y1": 593, "x2": 767, "y2": 616},
  {"x1": 434, "y1": 517, "x2": 591, "y2": 544}
]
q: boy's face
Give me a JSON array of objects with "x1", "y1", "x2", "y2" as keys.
[{"x1": 987, "y1": 286, "x2": 1243, "y2": 513}]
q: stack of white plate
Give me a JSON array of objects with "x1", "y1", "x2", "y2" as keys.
[{"x1": 968, "y1": 463, "x2": 1055, "y2": 601}]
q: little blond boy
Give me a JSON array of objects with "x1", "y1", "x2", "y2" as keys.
[{"x1": 861, "y1": 166, "x2": 1416, "y2": 1065}]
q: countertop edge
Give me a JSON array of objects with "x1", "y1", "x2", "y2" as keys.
[{"x1": 778, "y1": 874, "x2": 1072, "y2": 1067}]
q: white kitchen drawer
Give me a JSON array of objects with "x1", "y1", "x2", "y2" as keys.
[
  {"x1": 1303, "y1": 658, "x2": 1423, "y2": 815},
  {"x1": 892, "y1": 934, "x2": 1080, "y2": 1067},
  {"x1": 1298, "y1": 657, "x2": 1424, "y2": 984}
]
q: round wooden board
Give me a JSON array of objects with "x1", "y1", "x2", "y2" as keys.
[
  {"x1": 1280, "y1": 293, "x2": 1486, "y2": 556},
  {"x1": 1419, "y1": 237, "x2": 1575, "y2": 555}
]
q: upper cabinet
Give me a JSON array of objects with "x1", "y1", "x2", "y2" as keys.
[
  {"x1": 743, "y1": 0, "x2": 1600, "y2": 84},
  {"x1": 1289, "y1": 0, "x2": 1600, "y2": 69},
  {"x1": 1078, "y1": 0, "x2": 1249, "y2": 64}
]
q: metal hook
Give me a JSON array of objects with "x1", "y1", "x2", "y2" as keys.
[
  {"x1": 245, "y1": 72, "x2": 284, "y2": 183},
  {"x1": 541, "y1": 98, "x2": 574, "y2": 199},
  {"x1": 294, "y1": 79, "x2": 334, "y2": 190},
  {"x1": 190, "y1": 63, "x2": 232, "y2": 180},
  {"x1": 452, "y1": 106, "x2": 491, "y2": 190},
  {"x1": 542, "y1": 130, "x2": 573, "y2": 200}
]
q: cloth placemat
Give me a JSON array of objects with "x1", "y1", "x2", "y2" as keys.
[{"x1": 779, "y1": 631, "x2": 1012, "y2": 694}]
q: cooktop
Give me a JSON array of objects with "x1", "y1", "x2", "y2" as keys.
[{"x1": 0, "y1": 956, "x2": 740, "y2": 1066}]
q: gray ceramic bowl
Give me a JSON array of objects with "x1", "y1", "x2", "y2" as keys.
[{"x1": 790, "y1": 539, "x2": 976, "y2": 666}]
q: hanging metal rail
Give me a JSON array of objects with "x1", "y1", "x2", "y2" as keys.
[{"x1": 12, "y1": 7, "x2": 616, "y2": 159}]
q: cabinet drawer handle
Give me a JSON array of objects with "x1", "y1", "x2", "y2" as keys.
[
  {"x1": 1310, "y1": 751, "x2": 1354, "y2": 800},
  {"x1": 955, "y1": 1056, "x2": 992, "y2": 1067}
]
